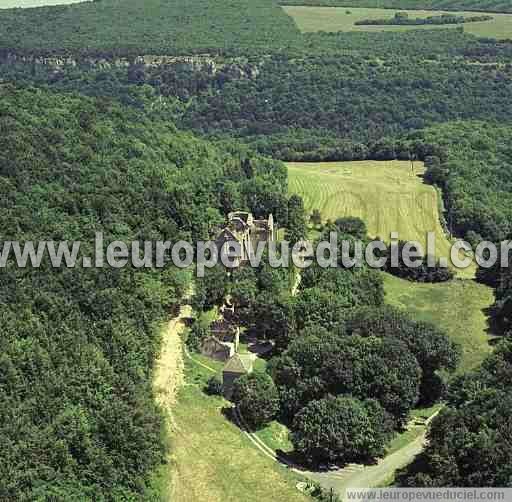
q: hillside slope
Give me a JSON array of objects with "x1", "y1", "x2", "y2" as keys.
[
  {"x1": 0, "y1": 85, "x2": 287, "y2": 500},
  {"x1": 0, "y1": 0, "x2": 300, "y2": 54}
]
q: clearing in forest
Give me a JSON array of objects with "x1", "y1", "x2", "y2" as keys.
[
  {"x1": 384, "y1": 274, "x2": 496, "y2": 372},
  {"x1": 168, "y1": 358, "x2": 308, "y2": 502},
  {"x1": 287, "y1": 160, "x2": 496, "y2": 370},
  {"x1": 287, "y1": 160, "x2": 459, "y2": 265},
  {"x1": 283, "y1": 6, "x2": 512, "y2": 38}
]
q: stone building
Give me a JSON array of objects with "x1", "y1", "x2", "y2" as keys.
[
  {"x1": 200, "y1": 317, "x2": 240, "y2": 362},
  {"x1": 215, "y1": 211, "x2": 275, "y2": 265},
  {"x1": 200, "y1": 336, "x2": 234, "y2": 362}
]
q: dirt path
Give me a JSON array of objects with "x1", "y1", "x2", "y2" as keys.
[
  {"x1": 154, "y1": 305, "x2": 191, "y2": 411},
  {"x1": 152, "y1": 305, "x2": 191, "y2": 501}
]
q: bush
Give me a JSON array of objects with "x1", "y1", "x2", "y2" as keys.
[
  {"x1": 185, "y1": 320, "x2": 210, "y2": 353},
  {"x1": 334, "y1": 216, "x2": 367, "y2": 240},
  {"x1": 232, "y1": 372, "x2": 280, "y2": 429},
  {"x1": 205, "y1": 376, "x2": 223, "y2": 396}
]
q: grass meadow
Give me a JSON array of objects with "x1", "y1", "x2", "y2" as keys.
[
  {"x1": 288, "y1": 160, "x2": 496, "y2": 371},
  {"x1": 287, "y1": 160, "x2": 475, "y2": 274},
  {"x1": 169, "y1": 358, "x2": 308, "y2": 502},
  {"x1": 283, "y1": 5, "x2": 512, "y2": 38},
  {"x1": 384, "y1": 274, "x2": 495, "y2": 372}
]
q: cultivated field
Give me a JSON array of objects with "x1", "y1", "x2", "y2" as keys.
[
  {"x1": 287, "y1": 160, "x2": 467, "y2": 269},
  {"x1": 283, "y1": 6, "x2": 512, "y2": 38}
]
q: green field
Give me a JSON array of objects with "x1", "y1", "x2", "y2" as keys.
[
  {"x1": 287, "y1": 160, "x2": 473, "y2": 273},
  {"x1": 283, "y1": 5, "x2": 512, "y2": 37},
  {"x1": 288, "y1": 160, "x2": 495, "y2": 371},
  {"x1": 170, "y1": 359, "x2": 307, "y2": 502},
  {"x1": 384, "y1": 274, "x2": 496, "y2": 371}
]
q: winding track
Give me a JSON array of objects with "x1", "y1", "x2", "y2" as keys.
[{"x1": 184, "y1": 340, "x2": 439, "y2": 497}]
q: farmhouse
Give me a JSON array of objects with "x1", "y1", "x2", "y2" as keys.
[
  {"x1": 215, "y1": 211, "x2": 276, "y2": 264},
  {"x1": 222, "y1": 353, "x2": 254, "y2": 399}
]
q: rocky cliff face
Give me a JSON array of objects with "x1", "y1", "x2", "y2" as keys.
[{"x1": 0, "y1": 52, "x2": 261, "y2": 79}]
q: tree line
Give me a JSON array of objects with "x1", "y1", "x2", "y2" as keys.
[{"x1": 355, "y1": 12, "x2": 493, "y2": 25}]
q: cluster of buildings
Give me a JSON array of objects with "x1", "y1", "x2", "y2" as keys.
[{"x1": 200, "y1": 211, "x2": 276, "y2": 397}]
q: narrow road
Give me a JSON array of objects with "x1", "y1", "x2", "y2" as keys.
[
  {"x1": 303, "y1": 427, "x2": 428, "y2": 494},
  {"x1": 235, "y1": 402, "x2": 440, "y2": 497}
]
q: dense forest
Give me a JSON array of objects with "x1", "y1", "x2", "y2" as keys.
[
  {"x1": 398, "y1": 340, "x2": 512, "y2": 486},
  {"x1": 0, "y1": 0, "x2": 300, "y2": 55},
  {"x1": 279, "y1": 0, "x2": 512, "y2": 14},
  {"x1": 2, "y1": 0, "x2": 512, "y2": 494},
  {"x1": 4, "y1": 28, "x2": 512, "y2": 161},
  {"x1": 0, "y1": 85, "x2": 288, "y2": 499}
]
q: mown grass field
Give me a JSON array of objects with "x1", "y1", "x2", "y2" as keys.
[
  {"x1": 169, "y1": 358, "x2": 308, "y2": 502},
  {"x1": 384, "y1": 274, "x2": 496, "y2": 372},
  {"x1": 287, "y1": 160, "x2": 471, "y2": 272},
  {"x1": 288, "y1": 160, "x2": 495, "y2": 370},
  {"x1": 283, "y1": 6, "x2": 512, "y2": 37}
]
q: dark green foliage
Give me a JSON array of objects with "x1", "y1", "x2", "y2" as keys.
[
  {"x1": 291, "y1": 396, "x2": 393, "y2": 465},
  {"x1": 286, "y1": 194, "x2": 307, "y2": 245},
  {"x1": 344, "y1": 306, "x2": 461, "y2": 403},
  {"x1": 231, "y1": 372, "x2": 280, "y2": 429},
  {"x1": 417, "y1": 122, "x2": 512, "y2": 243},
  {"x1": 271, "y1": 330, "x2": 421, "y2": 424},
  {"x1": 0, "y1": 86, "x2": 286, "y2": 500},
  {"x1": 249, "y1": 292, "x2": 295, "y2": 346},
  {"x1": 0, "y1": 0, "x2": 300, "y2": 55},
  {"x1": 296, "y1": 268, "x2": 385, "y2": 330},
  {"x1": 206, "y1": 376, "x2": 223, "y2": 395},
  {"x1": 334, "y1": 217, "x2": 368, "y2": 240},
  {"x1": 186, "y1": 320, "x2": 211, "y2": 353},
  {"x1": 173, "y1": 43, "x2": 512, "y2": 158},
  {"x1": 192, "y1": 265, "x2": 231, "y2": 311},
  {"x1": 355, "y1": 13, "x2": 494, "y2": 26},
  {"x1": 384, "y1": 241, "x2": 454, "y2": 283},
  {"x1": 397, "y1": 341, "x2": 512, "y2": 487}
]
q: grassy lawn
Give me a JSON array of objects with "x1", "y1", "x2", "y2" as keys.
[
  {"x1": 384, "y1": 274, "x2": 496, "y2": 372},
  {"x1": 169, "y1": 359, "x2": 308, "y2": 502},
  {"x1": 385, "y1": 404, "x2": 442, "y2": 456},
  {"x1": 283, "y1": 6, "x2": 512, "y2": 38},
  {"x1": 255, "y1": 421, "x2": 295, "y2": 454},
  {"x1": 288, "y1": 160, "x2": 474, "y2": 277}
]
